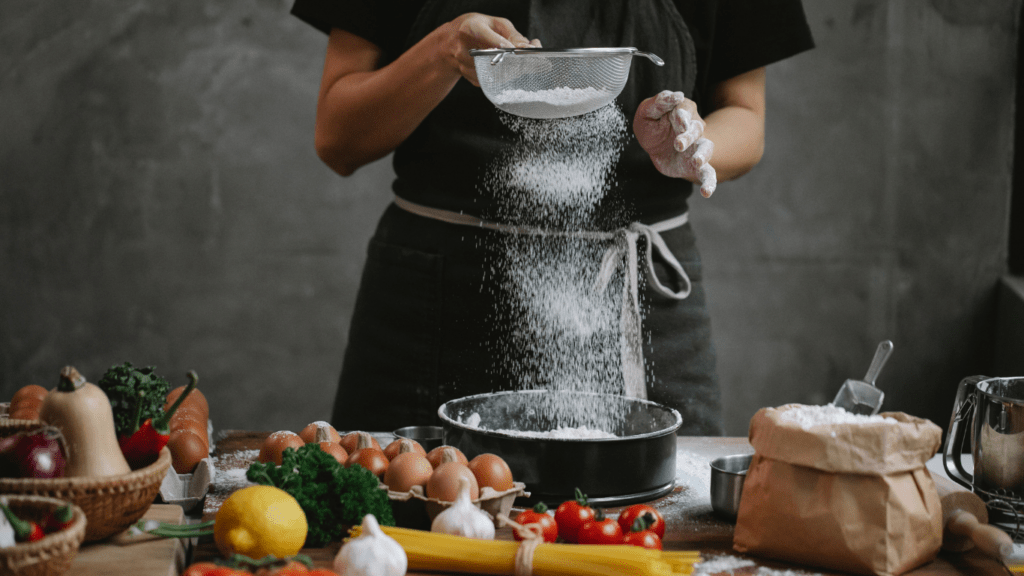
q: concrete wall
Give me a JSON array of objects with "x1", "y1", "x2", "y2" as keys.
[{"x1": 1, "y1": 0, "x2": 1018, "y2": 435}]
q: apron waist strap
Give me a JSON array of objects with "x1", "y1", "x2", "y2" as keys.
[{"x1": 392, "y1": 194, "x2": 693, "y2": 399}]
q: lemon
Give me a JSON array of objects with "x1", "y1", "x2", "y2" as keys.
[{"x1": 214, "y1": 485, "x2": 308, "y2": 559}]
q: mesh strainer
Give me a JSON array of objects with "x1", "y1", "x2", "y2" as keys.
[{"x1": 470, "y1": 47, "x2": 664, "y2": 119}]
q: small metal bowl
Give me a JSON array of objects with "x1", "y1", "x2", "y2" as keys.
[
  {"x1": 710, "y1": 453, "x2": 752, "y2": 521},
  {"x1": 393, "y1": 425, "x2": 445, "y2": 452}
]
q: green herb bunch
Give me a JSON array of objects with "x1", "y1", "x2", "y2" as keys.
[
  {"x1": 246, "y1": 444, "x2": 394, "y2": 547},
  {"x1": 96, "y1": 362, "x2": 172, "y2": 436}
]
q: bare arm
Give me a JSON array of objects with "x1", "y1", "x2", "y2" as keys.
[
  {"x1": 702, "y1": 67, "x2": 766, "y2": 182},
  {"x1": 314, "y1": 14, "x2": 537, "y2": 176}
]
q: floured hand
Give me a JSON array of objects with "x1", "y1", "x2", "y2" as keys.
[{"x1": 633, "y1": 91, "x2": 717, "y2": 197}]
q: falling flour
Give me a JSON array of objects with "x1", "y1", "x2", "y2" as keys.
[
  {"x1": 482, "y1": 105, "x2": 631, "y2": 432},
  {"x1": 775, "y1": 404, "x2": 895, "y2": 430}
]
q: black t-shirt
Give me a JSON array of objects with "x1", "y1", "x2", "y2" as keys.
[{"x1": 292, "y1": 0, "x2": 814, "y2": 225}]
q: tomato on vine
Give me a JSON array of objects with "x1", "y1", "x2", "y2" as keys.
[
  {"x1": 513, "y1": 502, "x2": 559, "y2": 543},
  {"x1": 617, "y1": 504, "x2": 665, "y2": 539},
  {"x1": 554, "y1": 488, "x2": 595, "y2": 543},
  {"x1": 622, "y1": 513, "x2": 663, "y2": 550},
  {"x1": 577, "y1": 509, "x2": 623, "y2": 545}
]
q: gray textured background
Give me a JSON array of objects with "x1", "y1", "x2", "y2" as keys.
[{"x1": 1, "y1": 1, "x2": 1019, "y2": 436}]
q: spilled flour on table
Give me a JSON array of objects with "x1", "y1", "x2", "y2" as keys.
[
  {"x1": 692, "y1": 555, "x2": 821, "y2": 576},
  {"x1": 203, "y1": 449, "x2": 259, "y2": 515}
]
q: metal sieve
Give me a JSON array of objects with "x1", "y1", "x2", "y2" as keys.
[{"x1": 470, "y1": 47, "x2": 664, "y2": 119}]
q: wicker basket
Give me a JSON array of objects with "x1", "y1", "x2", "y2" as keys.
[
  {"x1": 0, "y1": 421, "x2": 170, "y2": 542},
  {"x1": 0, "y1": 495, "x2": 87, "y2": 576}
]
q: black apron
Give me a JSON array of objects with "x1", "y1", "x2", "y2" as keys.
[{"x1": 331, "y1": 0, "x2": 723, "y2": 436}]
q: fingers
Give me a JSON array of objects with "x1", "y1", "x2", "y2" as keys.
[
  {"x1": 690, "y1": 138, "x2": 717, "y2": 197},
  {"x1": 490, "y1": 16, "x2": 533, "y2": 48},
  {"x1": 699, "y1": 163, "x2": 718, "y2": 198},
  {"x1": 644, "y1": 90, "x2": 686, "y2": 120},
  {"x1": 467, "y1": 18, "x2": 516, "y2": 48},
  {"x1": 669, "y1": 101, "x2": 704, "y2": 152}
]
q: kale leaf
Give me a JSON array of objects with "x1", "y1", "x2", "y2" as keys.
[
  {"x1": 96, "y1": 362, "x2": 172, "y2": 437},
  {"x1": 246, "y1": 444, "x2": 395, "y2": 547}
]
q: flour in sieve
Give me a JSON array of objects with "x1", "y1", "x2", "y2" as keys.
[
  {"x1": 491, "y1": 87, "x2": 612, "y2": 119},
  {"x1": 775, "y1": 404, "x2": 895, "y2": 430}
]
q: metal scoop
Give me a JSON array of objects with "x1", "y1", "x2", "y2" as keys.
[{"x1": 832, "y1": 340, "x2": 894, "y2": 415}]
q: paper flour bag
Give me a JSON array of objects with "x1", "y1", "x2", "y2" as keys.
[{"x1": 733, "y1": 404, "x2": 943, "y2": 576}]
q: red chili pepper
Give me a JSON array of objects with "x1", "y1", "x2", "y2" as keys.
[
  {"x1": 1, "y1": 500, "x2": 45, "y2": 542},
  {"x1": 41, "y1": 503, "x2": 75, "y2": 533},
  {"x1": 119, "y1": 371, "x2": 198, "y2": 468}
]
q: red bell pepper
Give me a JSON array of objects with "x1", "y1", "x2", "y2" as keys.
[
  {"x1": 119, "y1": 371, "x2": 198, "y2": 468},
  {"x1": 42, "y1": 503, "x2": 74, "y2": 533},
  {"x1": 1, "y1": 499, "x2": 45, "y2": 543}
]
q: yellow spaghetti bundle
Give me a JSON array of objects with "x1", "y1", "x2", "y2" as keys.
[{"x1": 350, "y1": 525, "x2": 700, "y2": 576}]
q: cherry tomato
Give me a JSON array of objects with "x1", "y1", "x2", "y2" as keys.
[
  {"x1": 617, "y1": 504, "x2": 665, "y2": 539},
  {"x1": 577, "y1": 509, "x2": 623, "y2": 545},
  {"x1": 306, "y1": 570, "x2": 340, "y2": 576},
  {"x1": 513, "y1": 502, "x2": 559, "y2": 543},
  {"x1": 182, "y1": 564, "x2": 242, "y2": 576},
  {"x1": 554, "y1": 488, "x2": 595, "y2": 543},
  {"x1": 622, "y1": 529, "x2": 662, "y2": 550}
]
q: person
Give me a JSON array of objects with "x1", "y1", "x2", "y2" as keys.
[{"x1": 290, "y1": 0, "x2": 814, "y2": 435}]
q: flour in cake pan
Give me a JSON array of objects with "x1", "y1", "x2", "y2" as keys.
[
  {"x1": 457, "y1": 412, "x2": 616, "y2": 439},
  {"x1": 775, "y1": 404, "x2": 895, "y2": 430},
  {"x1": 203, "y1": 449, "x2": 259, "y2": 515}
]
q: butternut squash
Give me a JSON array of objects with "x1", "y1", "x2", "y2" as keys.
[{"x1": 38, "y1": 366, "x2": 132, "y2": 477}]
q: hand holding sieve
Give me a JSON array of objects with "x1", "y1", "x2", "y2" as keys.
[{"x1": 470, "y1": 47, "x2": 664, "y2": 119}]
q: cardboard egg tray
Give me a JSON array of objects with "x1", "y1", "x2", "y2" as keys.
[{"x1": 384, "y1": 482, "x2": 529, "y2": 529}]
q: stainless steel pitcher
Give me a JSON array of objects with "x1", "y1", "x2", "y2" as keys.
[{"x1": 944, "y1": 375, "x2": 1024, "y2": 496}]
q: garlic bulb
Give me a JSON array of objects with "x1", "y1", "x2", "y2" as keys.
[
  {"x1": 333, "y1": 514, "x2": 407, "y2": 576},
  {"x1": 430, "y1": 477, "x2": 495, "y2": 539}
]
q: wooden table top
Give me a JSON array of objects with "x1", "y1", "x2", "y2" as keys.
[{"x1": 187, "y1": 431, "x2": 1013, "y2": 576}]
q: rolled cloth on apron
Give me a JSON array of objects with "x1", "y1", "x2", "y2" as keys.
[{"x1": 331, "y1": 0, "x2": 723, "y2": 436}]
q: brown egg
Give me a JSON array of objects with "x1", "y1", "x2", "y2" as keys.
[
  {"x1": 168, "y1": 429, "x2": 208, "y2": 474},
  {"x1": 299, "y1": 421, "x2": 341, "y2": 445},
  {"x1": 315, "y1": 441, "x2": 348, "y2": 465},
  {"x1": 383, "y1": 438, "x2": 426, "y2": 461},
  {"x1": 170, "y1": 409, "x2": 208, "y2": 439},
  {"x1": 426, "y1": 445, "x2": 469, "y2": 469},
  {"x1": 258, "y1": 431, "x2": 304, "y2": 465},
  {"x1": 346, "y1": 447, "x2": 389, "y2": 478},
  {"x1": 426, "y1": 461, "x2": 479, "y2": 502},
  {"x1": 340, "y1": 431, "x2": 380, "y2": 454},
  {"x1": 383, "y1": 452, "x2": 434, "y2": 492},
  {"x1": 468, "y1": 453, "x2": 515, "y2": 491},
  {"x1": 10, "y1": 385, "x2": 48, "y2": 408},
  {"x1": 165, "y1": 385, "x2": 209, "y2": 417}
]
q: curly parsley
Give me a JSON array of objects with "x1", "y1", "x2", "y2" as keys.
[
  {"x1": 247, "y1": 444, "x2": 394, "y2": 546},
  {"x1": 96, "y1": 362, "x2": 172, "y2": 437}
]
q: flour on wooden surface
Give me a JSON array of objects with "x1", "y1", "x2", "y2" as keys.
[{"x1": 203, "y1": 448, "x2": 259, "y2": 515}]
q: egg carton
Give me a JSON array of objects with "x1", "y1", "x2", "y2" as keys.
[
  {"x1": 158, "y1": 418, "x2": 215, "y2": 512},
  {"x1": 384, "y1": 482, "x2": 528, "y2": 529}
]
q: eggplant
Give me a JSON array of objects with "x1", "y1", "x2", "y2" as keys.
[{"x1": 0, "y1": 427, "x2": 67, "y2": 479}]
